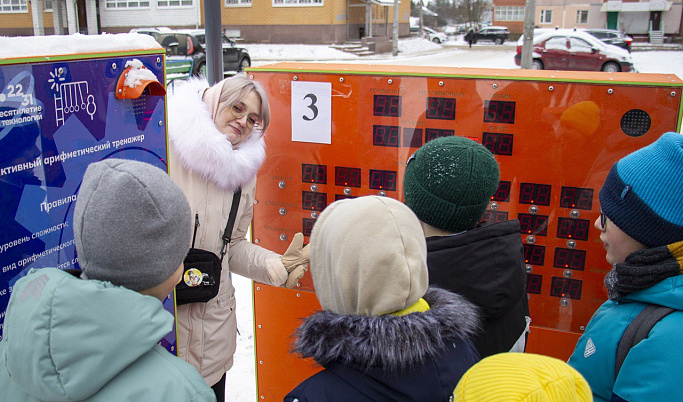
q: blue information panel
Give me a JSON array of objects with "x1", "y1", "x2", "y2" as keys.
[{"x1": 0, "y1": 53, "x2": 174, "y2": 351}]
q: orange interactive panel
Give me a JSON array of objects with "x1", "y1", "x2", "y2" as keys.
[{"x1": 248, "y1": 63, "x2": 683, "y2": 400}]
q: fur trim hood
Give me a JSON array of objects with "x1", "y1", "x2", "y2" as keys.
[
  {"x1": 293, "y1": 287, "x2": 480, "y2": 373},
  {"x1": 167, "y1": 77, "x2": 266, "y2": 191}
]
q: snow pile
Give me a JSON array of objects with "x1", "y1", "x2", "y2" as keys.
[
  {"x1": 124, "y1": 58, "x2": 159, "y2": 88},
  {"x1": 0, "y1": 33, "x2": 162, "y2": 60}
]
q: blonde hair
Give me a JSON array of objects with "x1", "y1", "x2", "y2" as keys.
[{"x1": 214, "y1": 73, "x2": 271, "y2": 133}]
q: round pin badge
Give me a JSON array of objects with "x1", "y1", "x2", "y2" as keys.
[{"x1": 184, "y1": 268, "x2": 203, "y2": 287}]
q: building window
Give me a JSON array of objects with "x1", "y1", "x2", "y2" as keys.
[
  {"x1": 0, "y1": 0, "x2": 28, "y2": 12},
  {"x1": 494, "y1": 6, "x2": 525, "y2": 22},
  {"x1": 158, "y1": 0, "x2": 191, "y2": 6},
  {"x1": 43, "y1": 0, "x2": 52, "y2": 10},
  {"x1": 540, "y1": 9, "x2": 552, "y2": 24},
  {"x1": 576, "y1": 10, "x2": 588, "y2": 24},
  {"x1": 273, "y1": 0, "x2": 323, "y2": 7},
  {"x1": 106, "y1": 0, "x2": 150, "y2": 8},
  {"x1": 225, "y1": 0, "x2": 251, "y2": 6}
]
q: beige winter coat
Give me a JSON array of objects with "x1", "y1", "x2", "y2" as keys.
[{"x1": 167, "y1": 78, "x2": 279, "y2": 386}]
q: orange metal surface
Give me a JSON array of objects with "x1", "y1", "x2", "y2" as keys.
[{"x1": 248, "y1": 63, "x2": 683, "y2": 400}]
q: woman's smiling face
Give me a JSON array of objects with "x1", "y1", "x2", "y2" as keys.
[{"x1": 215, "y1": 89, "x2": 262, "y2": 147}]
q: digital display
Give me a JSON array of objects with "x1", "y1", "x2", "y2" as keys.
[
  {"x1": 335, "y1": 194, "x2": 357, "y2": 201},
  {"x1": 560, "y1": 186, "x2": 594, "y2": 210},
  {"x1": 369, "y1": 170, "x2": 397, "y2": 191},
  {"x1": 426, "y1": 97, "x2": 456, "y2": 120},
  {"x1": 482, "y1": 132, "x2": 514, "y2": 156},
  {"x1": 518, "y1": 213, "x2": 549, "y2": 236},
  {"x1": 519, "y1": 183, "x2": 552, "y2": 206},
  {"x1": 550, "y1": 277, "x2": 583, "y2": 300},
  {"x1": 335, "y1": 166, "x2": 361, "y2": 187},
  {"x1": 302, "y1": 191, "x2": 327, "y2": 211},
  {"x1": 484, "y1": 100, "x2": 516, "y2": 124},
  {"x1": 425, "y1": 128, "x2": 454, "y2": 143},
  {"x1": 491, "y1": 180, "x2": 511, "y2": 202},
  {"x1": 553, "y1": 248, "x2": 586, "y2": 271},
  {"x1": 301, "y1": 163, "x2": 327, "y2": 184},
  {"x1": 556, "y1": 218, "x2": 590, "y2": 241},
  {"x1": 481, "y1": 210, "x2": 508, "y2": 224},
  {"x1": 524, "y1": 244, "x2": 546, "y2": 266},
  {"x1": 373, "y1": 125, "x2": 400, "y2": 147},
  {"x1": 403, "y1": 128, "x2": 423, "y2": 148},
  {"x1": 302, "y1": 218, "x2": 316, "y2": 237},
  {"x1": 373, "y1": 94, "x2": 401, "y2": 117},
  {"x1": 527, "y1": 274, "x2": 542, "y2": 295}
]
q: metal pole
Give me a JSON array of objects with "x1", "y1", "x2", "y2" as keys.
[
  {"x1": 520, "y1": 0, "x2": 536, "y2": 69},
  {"x1": 392, "y1": 0, "x2": 399, "y2": 56},
  {"x1": 204, "y1": 0, "x2": 223, "y2": 86}
]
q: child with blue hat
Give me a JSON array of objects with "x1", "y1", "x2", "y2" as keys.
[{"x1": 568, "y1": 132, "x2": 683, "y2": 402}]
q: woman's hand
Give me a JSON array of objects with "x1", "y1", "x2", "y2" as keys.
[{"x1": 280, "y1": 232, "x2": 310, "y2": 288}]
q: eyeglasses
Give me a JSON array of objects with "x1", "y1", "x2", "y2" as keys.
[
  {"x1": 600, "y1": 210, "x2": 607, "y2": 229},
  {"x1": 231, "y1": 103, "x2": 262, "y2": 129}
]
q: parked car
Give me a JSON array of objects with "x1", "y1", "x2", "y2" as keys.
[
  {"x1": 514, "y1": 29, "x2": 634, "y2": 72},
  {"x1": 154, "y1": 29, "x2": 251, "y2": 76},
  {"x1": 471, "y1": 26, "x2": 509, "y2": 45},
  {"x1": 423, "y1": 27, "x2": 448, "y2": 44},
  {"x1": 582, "y1": 28, "x2": 633, "y2": 52},
  {"x1": 129, "y1": 27, "x2": 173, "y2": 39}
]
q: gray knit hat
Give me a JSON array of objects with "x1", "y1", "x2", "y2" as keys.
[
  {"x1": 73, "y1": 158, "x2": 191, "y2": 291},
  {"x1": 404, "y1": 137, "x2": 500, "y2": 233}
]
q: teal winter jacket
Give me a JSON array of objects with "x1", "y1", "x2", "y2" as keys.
[
  {"x1": 568, "y1": 274, "x2": 683, "y2": 402},
  {"x1": 0, "y1": 268, "x2": 215, "y2": 402}
]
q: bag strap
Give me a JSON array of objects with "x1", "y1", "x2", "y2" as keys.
[
  {"x1": 615, "y1": 304, "x2": 675, "y2": 378},
  {"x1": 220, "y1": 188, "x2": 242, "y2": 262}
]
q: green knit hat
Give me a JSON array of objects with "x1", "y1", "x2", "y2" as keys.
[{"x1": 403, "y1": 136, "x2": 500, "y2": 233}]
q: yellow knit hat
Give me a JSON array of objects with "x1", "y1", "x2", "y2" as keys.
[{"x1": 453, "y1": 353, "x2": 592, "y2": 402}]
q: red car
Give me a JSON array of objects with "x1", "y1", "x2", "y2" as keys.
[{"x1": 515, "y1": 29, "x2": 634, "y2": 72}]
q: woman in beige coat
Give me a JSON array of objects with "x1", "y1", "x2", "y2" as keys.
[{"x1": 167, "y1": 74, "x2": 307, "y2": 402}]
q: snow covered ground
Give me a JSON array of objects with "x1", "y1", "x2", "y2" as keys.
[{"x1": 225, "y1": 37, "x2": 683, "y2": 402}]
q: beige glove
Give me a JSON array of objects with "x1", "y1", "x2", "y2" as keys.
[
  {"x1": 264, "y1": 258, "x2": 288, "y2": 287},
  {"x1": 280, "y1": 232, "x2": 310, "y2": 288}
]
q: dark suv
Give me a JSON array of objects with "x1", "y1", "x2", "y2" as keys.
[
  {"x1": 155, "y1": 29, "x2": 251, "y2": 76},
  {"x1": 472, "y1": 26, "x2": 510, "y2": 45},
  {"x1": 583, "y1": 29, "x2": 633, "y2": 52}
]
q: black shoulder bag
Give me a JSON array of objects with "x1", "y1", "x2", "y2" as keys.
[{"x1": 175, "y1": 189, "x2": 241, "y2": 305}]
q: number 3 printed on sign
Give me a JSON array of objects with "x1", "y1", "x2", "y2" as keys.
[{"x1": 292, "y1": 81, "x2": 331, "y2": 144}]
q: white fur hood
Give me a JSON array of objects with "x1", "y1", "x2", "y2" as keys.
[{"x1": 167, "y1": 78, "x2": 266, "y2": 191}]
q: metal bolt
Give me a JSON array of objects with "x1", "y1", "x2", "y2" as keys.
[
  {"x1": 566, "y1": 240, "x2": 577, "y2": 249},
  {"x1": 296, "y1": 282, "x2": 301, "y2": 288},
  {"x1": 293, "y1": 76, "x2": 298, "y2": 81},
  {"x1": 249, "y1": 74, "x2": 254, "y2": 79},
  {"x1": 156, "y1": 57, "x2": 161, "y2": 64},
  {"x1": 492, "y1": 83, "x2": 498, "y2": 89},
  {"x1": 379, "y1": 190, "x2": 386, "y2": 197},
  {"x1": 279, "y1": 233, "x2": 287, "y2": 241},
  {"x1": 525, "y1": 264, "x2": 533, "y2": 273},
  {"x1": 259, "y1": 361, "x2": 263, "y2": 365},
  {"x1": 110, "y1": 65, "x2": 115, "y2": 71},
  {"x1": 561, "y1": 299, "x2": 569, "y2": 307},
  {"x1": 343, "y1": 187, "x2": 351, "y2": 195},
  {"x1": 388, "y1": 79, "x2": 393, "y2": 84},
  {"x1": 439, "y1": 81, "x2": 444, "y2": 86},
  {"x1": 254, "y1": 200, "x2": 258, "y2": 204},
  {"x1": 526, "y1": 235, "x2": 536, "y2": 244},
  {"x1": 339, "y1": 77, "x2": 344, "y2": 82},
  {"x1": 310, "y1": 184, "x2": 318, "y2": 192},
  {"x1": 256, "y1": 286, "x2": 261, "y2": 290},
  {"x1": 548, "y1": 86, "x2": 554, "y2": 92},
  {"x1": 564, "y1": 270, "x2": 573, "y2": 278},
  {"x1": 158, "y1": 120, "x2": 163, "y2": 127},
  {"x1": 296, "y1": 293, "x2": 301, "y2": 297},
  {"x1": 580, "y1": 326, "x2": 585, "y2": 331},
  {"x1": 671, "y1": 91, "x2": 677, "y2": 97},
  {"x1": 489, "y1": 201, "x2": 499, "y2": 210},
  {"x1": 528, "y1": 205, "x2": 539, "y2": 214},
  {"x1": 607, "y1": 88, "x2": 614, "y2": 94},
  {"x1": 118, "y1": 89, "x2": 122, "y2": 94},
  {"x1": 278, "y1": 181, "x2": 286, "y2": 189},
  {"x1": 310, "y1": 212, "x2": 318, "y2": 219},
  {"x1": 258, "y1": 324, "x2": 262, "y2": 328},
  {"x1": 570, "y1": 209, "x2": 580, "y2": 218},
  {"x1": 279, "y1": 207, "x2": 286, "y2": 215},
  {"x1": 254, "y1": 238, "x2": 260, "y2": 244}
]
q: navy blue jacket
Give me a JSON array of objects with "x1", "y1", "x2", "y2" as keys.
[{"x1": 284, "y1": 287, "x2": 480, "y2": 402}]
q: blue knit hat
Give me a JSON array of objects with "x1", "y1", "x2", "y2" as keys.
[{"x1": 600, "y1": 132, "x2": 683, "y2": 248}]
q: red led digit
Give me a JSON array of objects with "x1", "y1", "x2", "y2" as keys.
[
  {"x1": 519, "y1": 183, "x2": 535, "y2": 204},
  {"x1": 526, "y1": 274, "x2": 542, "y2": 294},
  {"x1": 315, "y1": 193, "x2": 327, "y2": 211},
  {"x1": 388, "y1": 126, "x2": 400, "y2": 147},
  {"x1": 374, "y1": 95, "x2": 387, "y2": 116},
  {"x1": 485, "y1": 101, "x2": 499, "y2": 122},
  {"x1": 537, "y1": 185, "x2": 552, "y2": 206},
  {"x1": 335, "y1": 167, "x2": 361, "y2": 187},
  {"x1": 550, "y1": 277, "x2": 566, "y2": 297},
  {"x1": 554, "y1": 248, "x2": 569, "y2": 268},
  {"x1": 500, "y1": 102, "x2": 515, "y2": 123},
  {"x1": 573, "y1": 220, "x2": 590, "y2": 241},
  {"x1": 519, "y1": 213, "x2": 533, "y2": 233},
  {"x1": 373, "y1": 125, "x2": 386, "y2": 146},
  {"x1": 560, "y1": 186, "x2": 577, "y2": 208},
  {"x1": 442, "y1": 98, "x2": 456, "y2": 119},
  {"x1": 302, "y1": 164, "x2": 314, "y2": 183},
  {"x1": 369, "y1": 170, "x2": 383, "y2": 189},
  {"x1": 498, "y1": 134, "x2": 514, "y2": 155},
  {"x1": 302, "y1": 218, "x2": 315, "y2": 236},
  {"x1": 577, "y1": 188, "x2": 593, "y2": 210},
  {"x1": 384, "y1": 171, "x2": 397, "y2": 191},
  {"x1": 316, "y1": 165, "x2": 327, "y2": 183},
  {"x1": 569, "y1": 249, "x2": 586, "y2": 270},
  {"x1": 388, "y1": 96, "x2": 400, "y2": 116},
  {"x1": 492, "y1": 181, "x2": 511, "y2": 201},
  {"x1": 426, "y1": 98, "x2": 440, "y2": 119},
  {"x1": 567, "y1": 279, "x2": 582, "y2": 299}
]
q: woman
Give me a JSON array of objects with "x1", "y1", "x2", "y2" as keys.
[{"x1": 167, "y1": 74, "x2": 307, "y2": 401}]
